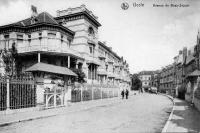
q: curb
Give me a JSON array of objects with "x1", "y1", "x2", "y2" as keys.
[
  {"x1": 0, "y1": 97, "x2": 121, "y2": 127},
  {"x1": 160, "y1": 94, "x2": 175, "y2": 133}
]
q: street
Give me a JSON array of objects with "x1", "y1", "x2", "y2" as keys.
[{"x1": 0, "y1": 93, "x2": 172, "y2": 133}]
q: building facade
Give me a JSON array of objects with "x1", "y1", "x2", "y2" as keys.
[
  {"x1": 0, "y1": 5, "x2": 131, "y2": 109},
  {"x1": 159, "y1": 65, "x2": 174, "y2": 93},
  {"x1": 0, "y1": 5, "x2": 131, "y2": 88},
  {"x1": 138, "y1": 71, "x2": 154, "y2": 90}
]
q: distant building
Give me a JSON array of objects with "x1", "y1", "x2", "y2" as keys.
[
  {"x1": 150, "y1": 70, "x2": 160, "y2": 90},
  {"x1": 159, "y1": 64, "x2": 174, "y2": 93},
  {"x1": 138, "y1": 71, "x2": 154, "y2": 90}
]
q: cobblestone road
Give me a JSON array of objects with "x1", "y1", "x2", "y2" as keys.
[{"x1": 0, "y1": 93, "x2": 172, "y2": 133}]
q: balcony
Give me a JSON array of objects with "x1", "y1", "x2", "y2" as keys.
[
  {"x1": 16, "y1": 39, "x2": 82, "y2": 58},
  {"x1": 87, "y1": 34, "x2": 98, "y2": 45},
  {"x1": 97, "y1": 67, "x2": 107, "y2": 76}
]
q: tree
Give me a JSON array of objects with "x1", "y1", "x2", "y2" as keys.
[
  {"x1": 131, "y1": 74, "x2": 142, "y2": 90},
  {"x1": 71, "y1": 68, "x2": 86, "y2": 83},
  {"x1": 1, "y1": 43, "x2": 20, "y2": 77}
]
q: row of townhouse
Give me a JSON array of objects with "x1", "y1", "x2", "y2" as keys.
[
  {"x1": 0, "y1": 5, "x2": 131, "y2": 110},
  {"x1": 158, "y1": 30, "x2": 200, "y2": 111},
  {"x1": 159, "y1": 65, "x2": 174, "y2": 92}
]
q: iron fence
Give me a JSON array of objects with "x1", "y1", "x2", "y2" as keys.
[
  {"x1": 0, "y1": 78, "x2": 7, "y2": 111},
  {"x1": 0, "y1": 75, "x2": 36, "y2": 111},
  {"x1": 71, "y1": 84, "x2": 119, "y2": 102}
]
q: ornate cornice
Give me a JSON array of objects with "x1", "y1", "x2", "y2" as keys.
[
  {"x1": 55, "y1": 11, "x2": 101, "y2": 28},
  {"x1": 0, "y1": 23, "x2": 74, "y2": 39}
]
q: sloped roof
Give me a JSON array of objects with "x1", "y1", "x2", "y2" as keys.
[
  {"x1": 185, "y1": 55, "x2": 195, "y2": 65},
  {"x1": 0, "y1": 12, "x2": 74, "y2": 36},
  {"x1": 15, "y1": 12, "x2": 59, "y2": 26},
  {"x1": 187, "y1": 70, "x2": 200, "y2": 77},
  {"x1": 25, "y1": 62, "x2": 77, "y2": 76}
]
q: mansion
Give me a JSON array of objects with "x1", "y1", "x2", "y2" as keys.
[{"x1": 0, "y1": 5, "x2": 131, "y2": 89}]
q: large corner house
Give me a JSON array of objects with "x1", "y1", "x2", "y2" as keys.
[{"x1": 0, "y1": 5, "x2": 131, "y2": 109}]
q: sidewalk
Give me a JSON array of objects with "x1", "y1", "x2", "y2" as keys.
[
  {"x1": 165, "y1": 98, "x2": 200, "y2": 133},
  {"x1": 0, "y1": 96, "x2": 124, "y2": 127}
]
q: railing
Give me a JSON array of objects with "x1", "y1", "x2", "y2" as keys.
[
  {"x1": 0, "y1": 76, "x2": 36, "y2": 111},
  {"x1": 0, "y1": 78, "x2": 6, "y2": 111},
  {"x1": 71, "y1": 84, "x2": 119, "y2": 102}
]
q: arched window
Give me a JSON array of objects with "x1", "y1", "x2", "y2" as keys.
[{"x1": 88, "y1": 26, "x2": 95, "y2": 35}]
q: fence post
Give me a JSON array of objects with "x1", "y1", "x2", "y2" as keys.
[
  {"x1": 81, "y1": 86, "x2": 83, "y2": 102},
  {"x1": 113, "y1": 88, "x2": 114, "y2": 98},
  {"x1": 54, "y1": 86, "x2": 56, "y2": 107},
  {"x1": 6, "y1": 78, "x2": 10, "y2": 110},
  {"x1": 91, "y1": 86, "x2": 93, "y2": 100},
  {"x1": 101, "y1": 87, "x2": 103, "y2": 100}
]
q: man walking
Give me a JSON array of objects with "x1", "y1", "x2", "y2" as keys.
[
  {"x1": 125, "y1": 89, "x2": 129, "y2": 99},
  {"x1": 121, "y1": 89, "x2": 125, "y2": 99}
]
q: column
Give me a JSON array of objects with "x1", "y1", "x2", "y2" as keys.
[
  {"x1": 38, "y1": 52, "x2": 41, "y2": 63},
  {"x1": 68, "y1": 56, "x2": 70, "y2": 68}
]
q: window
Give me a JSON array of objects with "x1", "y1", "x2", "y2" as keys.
[
  {"x1": 4, "y1": 34, "x2": 9, "y2": 39},
  {"x1": 27, "y1": 34, "x2": 31, "y2": 43},
  {"x1": 88, "y1": 64, "x2": 97, "y2": 80},
  {"x1": 39, "y1": 32, "x2": 42, "y2": 40},
  {"x1": 88, "y1": 26, "x2": 95, "y2": 35},
  {"x1": 89, "y1": 45, "x2": 94, "y2": 54},
  {"x1": 4, "y1": 34, "x2": 9, "y2": 49},
  {"x1": 17, "y1": 34, "x2": 23, "y2": 44},
  {"x1": 48, "y1": 33, "x2": 56, "y2": 38},
  {"x1": 61, "y1": 34, "x2": 64, "y2": 42}
]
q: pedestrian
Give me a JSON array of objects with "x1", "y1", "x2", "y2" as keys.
[
  {"x1": 121, "y1": 89, "x2": 125, "y2": 99},
  {"x1": 125, "y1": 89, "x2": 129, "y2": 99}
]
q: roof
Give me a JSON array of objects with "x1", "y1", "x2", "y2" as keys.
[
  {"x1": 139, "y1": 71, "x2": 154, "y2": 75},
  {"x1": 0, "y1": 12, "x2": 74, "y2": 36},
  {"x1": 185, "y1": 55, "x2": 195, "y2": 65},
  {"x1": 25, "y1": 62, "x2": 77, "y2": 76},
  {"x1": 15, "y1": 12, "x2": 59, "y2": 26},
  {"x1": 187, "y1": 70, "x2": 200, "y2": 77},
  {"x1": 98, "y1": 41, "x2": 121, "y2": 60}
]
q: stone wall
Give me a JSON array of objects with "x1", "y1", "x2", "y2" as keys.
[
  {"x1": 194, "y1": 97, "x2": 200, "y2": 112},
  {"x1": 185, "y1": 93, "x2": 192, "y2": 103}
]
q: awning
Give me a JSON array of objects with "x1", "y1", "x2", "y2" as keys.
[
  {"x1": 97, "y1": 71, "x2": 107, "y2": 75},
  {"x1": 98, "y1": 54, "x2": 106, "y2": 59},
  {"x1": 86, "y1": 60, "x2": 101, "y2": 66},
  {"x1": 25, "y1": 62, "x2": 77, "y2": 76},
  {"x1": 187, "y1": 70, "x2": 200, "y2": 77},
  {"x1": 115, "y1": 76, "x2": 121, "y2": 80},
  {"x1": 108, "y1": 74, "x2": 115, "y2": 78}
]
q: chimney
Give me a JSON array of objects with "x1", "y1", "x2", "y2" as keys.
[
  {"x1": 31, "y1": 5, "x2": 38, "y2": 24},
  {"x1": 31, "y1": 5, "x2": 38, "y2": 18},
  {"x1": 188, "y1": 50, "x2": 191, "y2": 55},
  {"x1": 179, "y1": 50, "x2": 182, "y2": 55}
]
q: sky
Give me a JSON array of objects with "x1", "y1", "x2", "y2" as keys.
[{"x1": 0, "y1": 0, "x2": 200, "y2": 74}]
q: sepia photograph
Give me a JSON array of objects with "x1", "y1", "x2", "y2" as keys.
[{"x1": 0, "y1": 0, "x2": 200, "y2": 132}]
